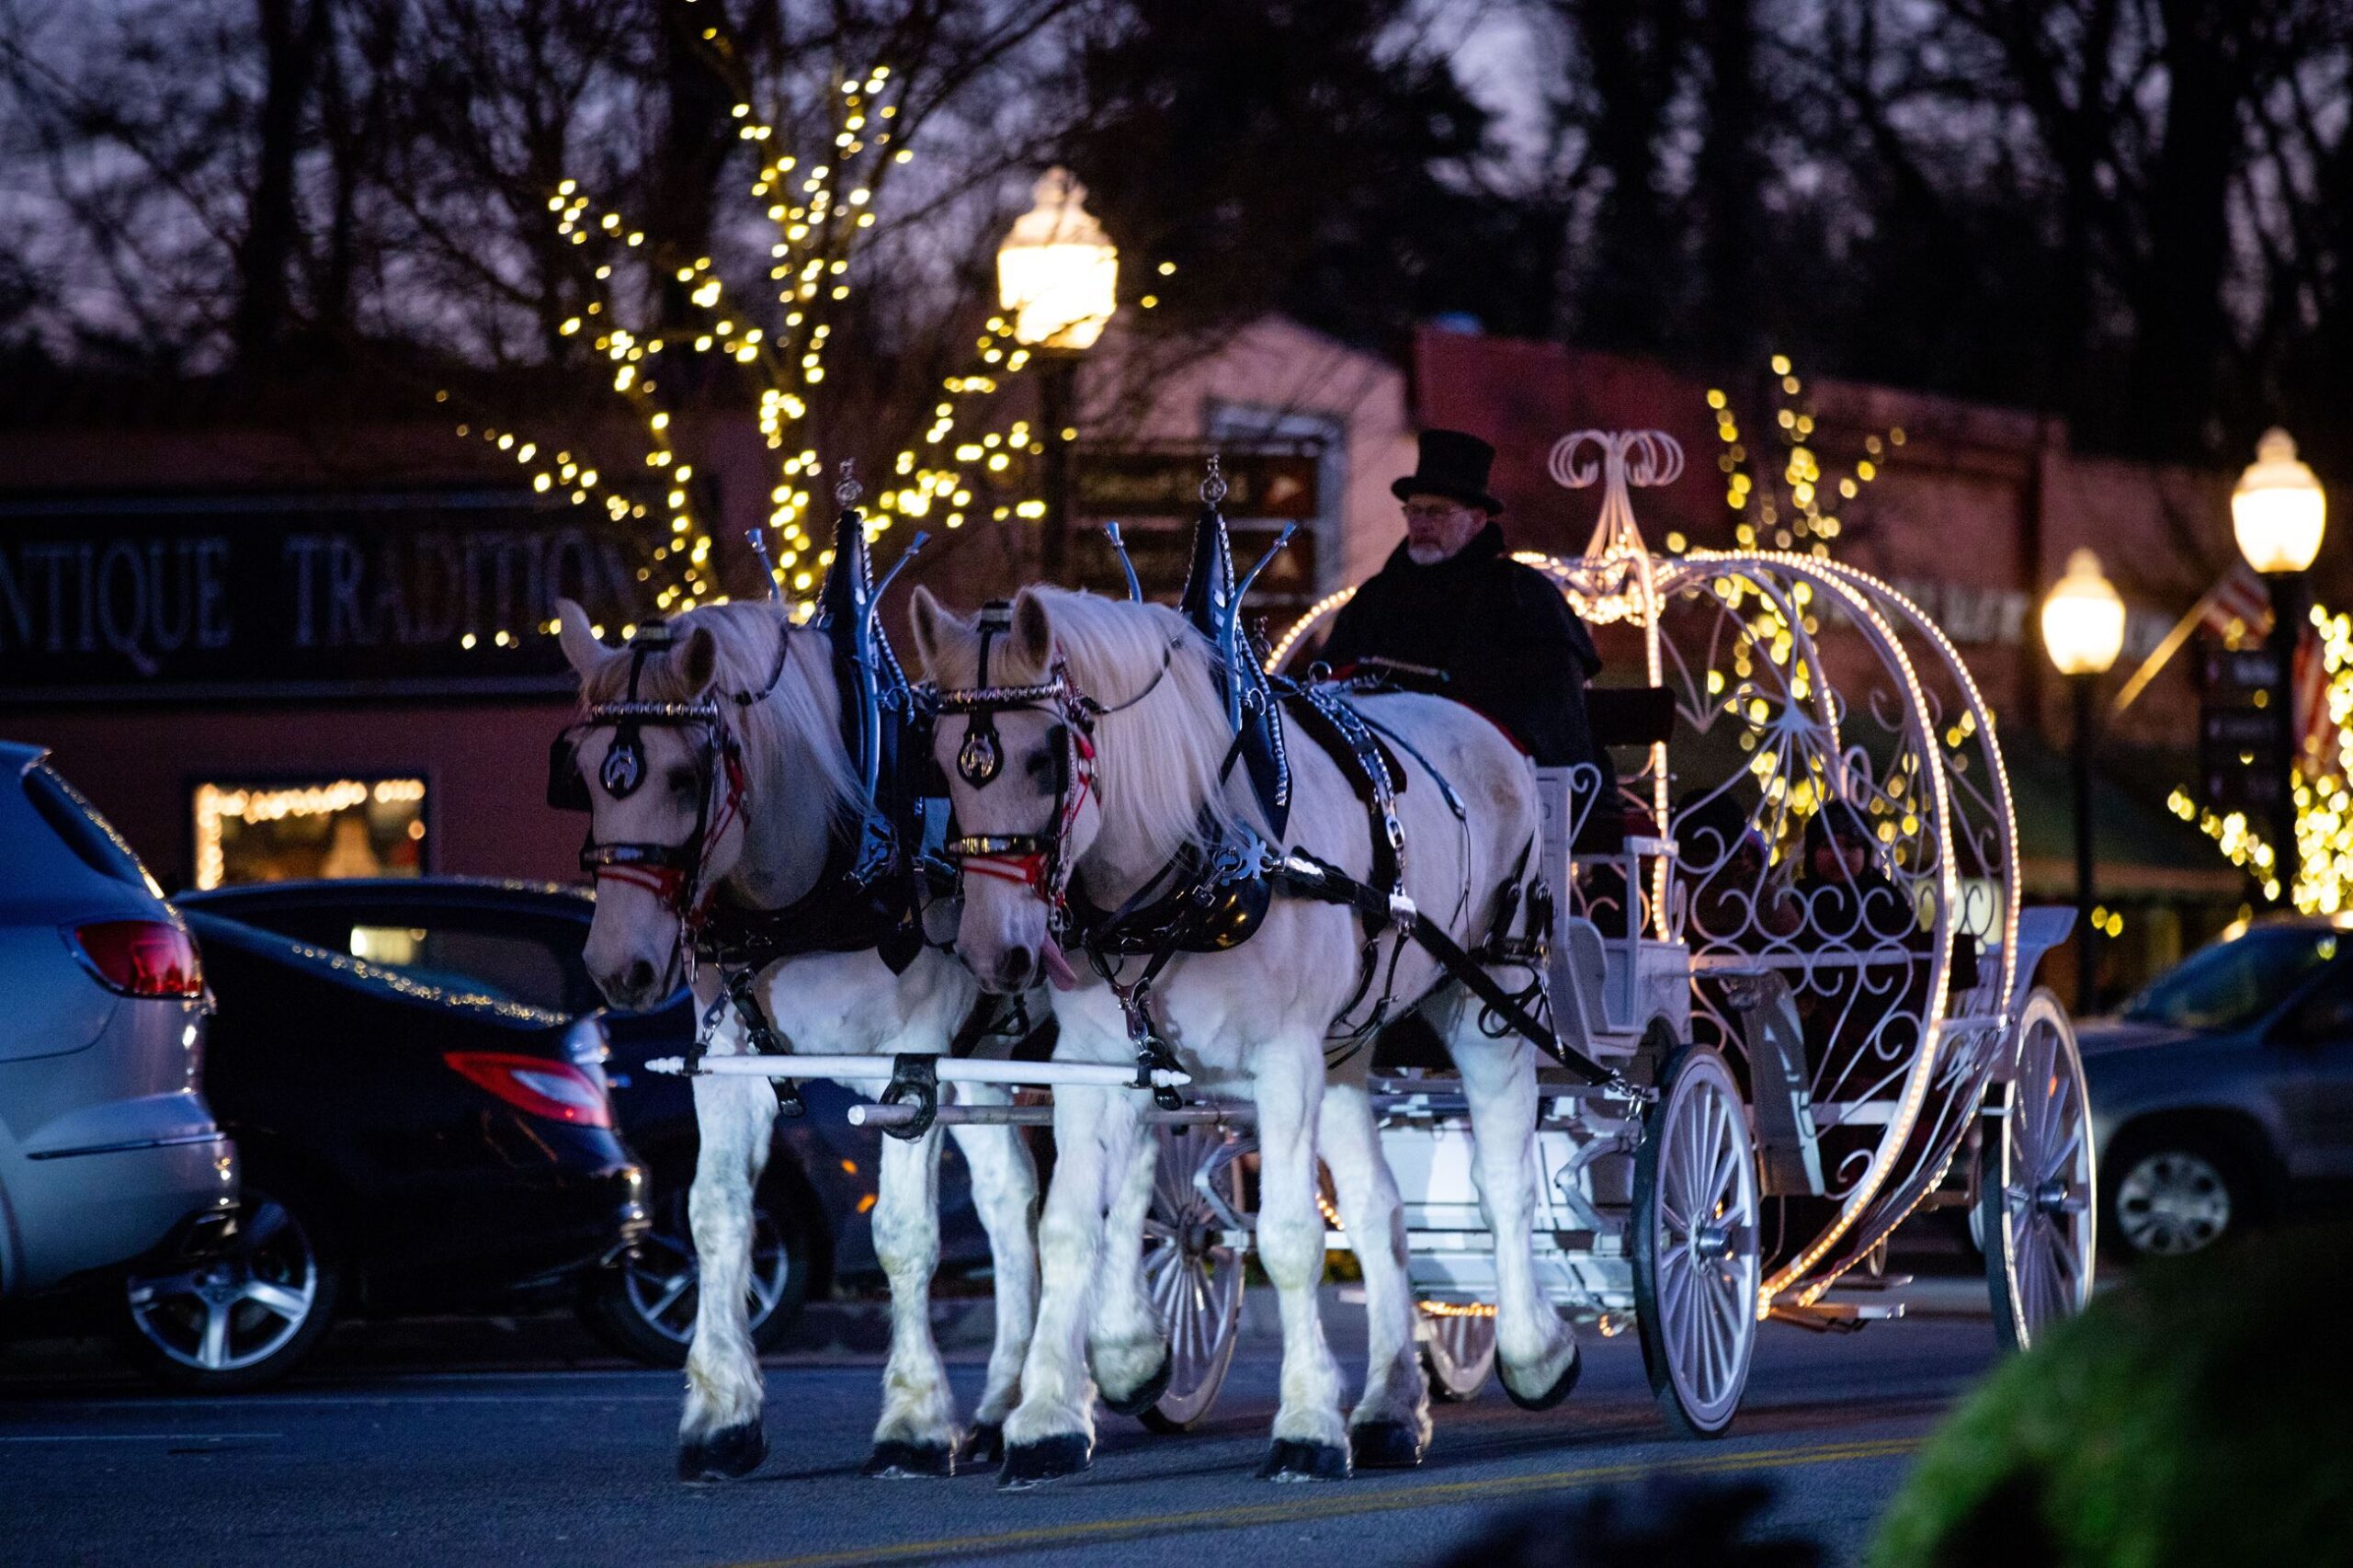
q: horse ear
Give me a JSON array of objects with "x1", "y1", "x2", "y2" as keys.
[
  {"x1": 907, "y1": 585, "x2": 950, "y2": 676},
  {"x1": 555, "y1": 598, "x2": 609, "y2": 678},
  {"x1": 1011, "y1": 587, "x2": 1053, "y2": 672},
  {"x1": 678, "y1": 626, "x2": 720, "y2": 697}
]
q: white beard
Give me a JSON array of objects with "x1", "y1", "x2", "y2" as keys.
[{"x1": 1405, "y1": 543, "x2": 1450, "y2": 565}]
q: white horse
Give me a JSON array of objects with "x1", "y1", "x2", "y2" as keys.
[
  {"x1": 909, "y1": 585, "x2": 1580, "y2": 1485},
  {"x1": 553, "y1": 597, "x2": 1040, "y2": 1481}
]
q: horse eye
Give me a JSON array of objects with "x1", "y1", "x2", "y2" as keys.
[
  {"x1": 667, "y1": 767, "x2": 699, "y2": 795},
  {"x1": 1022, "y1": 747, "x2": 1056, "y2": 787}
]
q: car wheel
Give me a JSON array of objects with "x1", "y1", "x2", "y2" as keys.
[
  {"x1": 117, "y1": 1186, "x2": 341, "y2": 1393},
  {"x1": 578, "y1": 1180, "x2": 809, "y2": 1369},
  {"x1": 2104, "y1": 1134, "x2": 2250, "y2": 1262}
]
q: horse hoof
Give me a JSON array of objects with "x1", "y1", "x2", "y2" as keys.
[
  {"x1": 677, "y1": 1420, "x2": 767, "y2": 1483},
  {"x1": 862, "y1": 1440, "x2": 955, "y2": 1480},
  {"x1": 1256, "y1": 1439, "x2": 1350, "y2": 1483},
  {"x1": 1501, "y1": 1345, "x2": 1582, "y2": 1413},
  {"x1": 1348, "y1": 1421, "x2": 1425, "y2": 1470},
  {"x1": 997, "y1": 1434, "x2": 1092, "y2": 1489},
  {"x1": 959, "y1": 1422, "x2": 1006, "y2": 1467},
  {"x1": 1097, "y1": 1348, "x2": 1173, "y2": 1417}
]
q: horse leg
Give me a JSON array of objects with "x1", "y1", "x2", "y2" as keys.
[
  {"x1": 1321, "y1": 1074, "x2": 1430, "y2": 1468},
  {"x1": 945, "y1": 1086, "x2": 1040, "y2": 1467},
  {"x1": 1441, "y1": 1003, "x2": 1579, "y2": 1408},
  {"x1": 1254, "y1": 1039, "x2": 1350, "y2": 1481},
  {"x1": 865, "y1": 1120, "x2": 961, "y2": 1477},
  {"x1": 677, "y1": 1068, "x2": 779, "y2": 1482},
  {"x1": 1000, "y1": 1084, "x2": 1127, "y2": 1487},
  {"x1": 1087, "y1": 1119, "x2": 1170, "y2": 1415}
]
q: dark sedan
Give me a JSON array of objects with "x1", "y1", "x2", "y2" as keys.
[
  {"x1": 2083, "y1": 916, "x2": 2353, "y2": 1261},
  {"x1": 117, "y1": 911, "x2": 646, "y2": 1391},
  {"x1": 177, "y1": 878, "x2": 996, "y2": 1367}
]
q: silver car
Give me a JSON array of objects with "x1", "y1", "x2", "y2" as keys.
[
  {"x1": 0, "y1": 743, "x2": 237, "y2": 1301},
  {"x1": 2083, "y1": 916, "x2": 2353, "y2": 1260}
]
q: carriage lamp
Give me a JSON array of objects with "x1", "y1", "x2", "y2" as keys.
[
  {"x1": 997, "y1": 168, "x2": 1117, "y2": 582},
  {"x1": 2042, "y1": 550, "x2": 2124, "y2": 1012},
  {"x1": 2234, "y1": 429, "x2": 2328, "y2": 899}
]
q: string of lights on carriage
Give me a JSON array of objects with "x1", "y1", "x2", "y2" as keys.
[{"x1": 437, "y1": 62, "x2": 1170, "y2": 639}]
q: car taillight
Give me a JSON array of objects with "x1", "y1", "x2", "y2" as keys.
[
  {"x1": 444, "y1": 1051, "x2": 612, "y2": 1129},
  {"x1": 69, "y1": 920, "x2": 203, "y2": 998}
]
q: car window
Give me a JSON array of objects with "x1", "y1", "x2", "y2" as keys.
[
  {"x1": 25, "y1": 765, "x2": 160, "y2": 892},
  {"x1": 2274, "y1": 960, "x2": 2353, "y2": 1045},
  {"x1": 2123, "y1": 927, "x2": 2343, "y2": 1031},
  {"x1": 338, "y1": 919, "x2": 597, "y2": 1016}
]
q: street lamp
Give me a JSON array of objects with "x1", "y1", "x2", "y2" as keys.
[
  {"x1": 2233, "y1": 427, "x2": 2328, "y2": 894},
  {"x1": 997, "y1": 167, "x2": 1118, "y2": 580},
  {"x1": 2042, "y1": 548, "x2": 2126, "y2": 1012}
]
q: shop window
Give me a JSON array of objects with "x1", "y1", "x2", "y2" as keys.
[{"x1": 192, "y1": 778, "x2": 426, "y2": 890}]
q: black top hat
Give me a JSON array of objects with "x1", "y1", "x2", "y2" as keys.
[{"x1": 1391, "y1": 428, "x2": 1502, "y2": 515}]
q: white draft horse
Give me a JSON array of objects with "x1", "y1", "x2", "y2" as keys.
[
  {"x1": 554, "y1": 597, "x2": 1040, "y2": 1482},
  {"x1": 909, "y1": 585, "x2": 1580, "y2": 1485}
]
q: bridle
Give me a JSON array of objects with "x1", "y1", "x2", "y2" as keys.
[
  {"x1": 549, "y1": 619, "x2": 791, "y2": 936},
  {"x1": 933, "y1": 602, "x2": 1100, "y2": 936},
  {"x1": 930, "y1": 602, "x2": 1187, "y2": 931}
]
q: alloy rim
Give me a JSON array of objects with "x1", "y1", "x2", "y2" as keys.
[
  {"x1": 622, "y1": 1192, "x2": 791, "y2": 1346},
  {"x1": 2115, "y1": 1150, "x2": 2231, "y2": 1256},
  {"x1": 125, "y1": 1198, "x2": 318, "y2": 1373}
]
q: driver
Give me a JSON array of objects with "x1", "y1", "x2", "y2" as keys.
[{"x1": 1319, "y1": 428, "x2": 1615, "y2": 796}]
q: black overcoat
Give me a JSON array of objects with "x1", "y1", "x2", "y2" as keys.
[{"x1": 1319, "y1": 524, "x2": 1612, "y2": 783}]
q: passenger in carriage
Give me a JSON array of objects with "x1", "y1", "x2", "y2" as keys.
[{"x1": 1318, "y1": 429, "x2": 1618, "y2": 814}]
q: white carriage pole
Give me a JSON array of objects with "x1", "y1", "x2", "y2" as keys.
[{"x1": 644, "y1": 1054, "x2": 1191, "y2": 1090}]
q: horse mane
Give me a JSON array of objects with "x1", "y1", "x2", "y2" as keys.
[
  {"x1": 1027, "y1": 587, "x2": 1258, "y2": 866},
  {"x1": 576, "y1": 601, "x2": 861, "y2": 826}
]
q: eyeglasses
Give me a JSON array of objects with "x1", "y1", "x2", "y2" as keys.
[{"x1": 1402, "y1": 502, "x2": 1461, "y2": 523}]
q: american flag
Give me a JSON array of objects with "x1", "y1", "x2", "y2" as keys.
[
  {"x1": 2295, "y1": 626, "x2": 2341, "y2": 782},
  {"x1": 2200, "y1": 562, "x2": 2274, "y2": 641}
]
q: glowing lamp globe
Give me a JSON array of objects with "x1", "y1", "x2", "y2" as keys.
[
  {"x1": 996, "y1": 168, "x2": 1118, "y2": 352},
  {"x1": 2233, "y1": 427, "x2": 2326, "y2": 575},
  {"x1": 2041, "y1": 549, "x2": 2126, "y2": 677}
]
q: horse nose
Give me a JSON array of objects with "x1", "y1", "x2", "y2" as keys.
[
  {"x1": 619, "y1": 958, "x2": 658, "y2": 1002},
  {"x1": 994, "y1": 949, "x2": 1034, "y2": 993}
]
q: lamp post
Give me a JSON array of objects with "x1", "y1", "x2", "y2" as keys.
[
  {"x1": 2233, "y1": 427, "x2": 2329, "y2": 898},
  {"x1": 996, "y1": 168, "x2": 1118, "y2": 581},
  {"x1": 2042, "y1": 549, "x2": 2127, "y2": 1012}
]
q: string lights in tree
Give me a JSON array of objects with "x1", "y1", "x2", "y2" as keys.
[
  {"x1": 444, "y1": 62, "x2": 1048, "y2": 631},
  {"x1": 2170, "y1": 601, "x2": 2353, "y2": 912},
  {"x1": 1706, "y1": 355, "x2": 1902, "y2": 557}
]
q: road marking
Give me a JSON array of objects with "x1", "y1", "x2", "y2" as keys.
[
  {"x1": 728, "y1": 1434, "x2": 1927, "y2": 1567},
  {"x1": 0, "y1": 1433, "x2": 282, "y2": 1444}
]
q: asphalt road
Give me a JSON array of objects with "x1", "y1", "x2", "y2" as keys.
[{"x1": 0, "y1": 1311, "x2": 1995, "y2": 1568}]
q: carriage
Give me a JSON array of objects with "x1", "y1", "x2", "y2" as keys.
[
  {"x1": 656, "y1": 426, "x2": 2097, "y2": 1447},
  {"x1": 1085, "y1": 427, "x2": 2096, "y2": 1438}
]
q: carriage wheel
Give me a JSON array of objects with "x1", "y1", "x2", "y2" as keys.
[
  {"x1": 1137, "y1": 1123, "x2": 1246, "y2": 1433},
  {"x1": 1631, "y1": 1043, "x2": 1761, "y2": 1438},
  {"x1": 1981, "y1": 987, "x2": 2097, "y2": 1352},
  {"x1": 1418, "y1": 1304, "x2": 1497, "y2": 1402}
]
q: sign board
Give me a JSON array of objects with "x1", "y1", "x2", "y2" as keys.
[
  {"x1": 0, "y1": 490, "x2": 654, "y2": 702},
  {"x1": 2196, "y1": 636, "x2": 2287, "y2": 816},
  {"x1": 1072, "y1": 451, "x2": 1318, "y2": 520}
]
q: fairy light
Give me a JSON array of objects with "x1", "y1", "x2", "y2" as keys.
[
  {"x1": 2171, "y1": 602, "x2": 2353, "y2": 911},
  {"x1": 1708, "y1": 356, "x2": 1901, "y2": 556},
  {"x1": 193, "y1": 778, "x2": 426, "y2": 892},
  {"x1": 446, "y1": 62, "x2": 1054, "y2": 617}
]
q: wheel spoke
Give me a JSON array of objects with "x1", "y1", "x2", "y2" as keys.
[
  {"x1": 643, "y1": 1275, "x2": 694, "y2": 1323},
  {"x1": 199, "y1": 1301, "x2": 233, "y2": 1369},
  {"x1": 241, "y1": 1280, "x2": 310, "y2": 1321}
]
